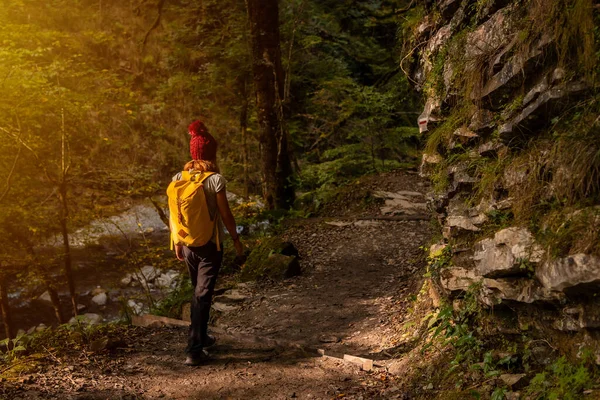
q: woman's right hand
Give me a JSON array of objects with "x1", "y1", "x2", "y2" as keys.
[
  {"x1": 175, "y1": 244, "x2": 185, "y2": 261},
  {"x1": 233, "y1": 238, "x2": 244, "y2": 257}
]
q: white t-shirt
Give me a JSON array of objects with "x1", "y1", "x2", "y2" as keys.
[{"x1": 172, "y1": 171, "x2": 226, "y2": 244}]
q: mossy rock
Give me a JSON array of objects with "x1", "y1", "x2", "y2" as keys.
[{"x1": 240, "y1": 237, "x2": 300, "y2": 281}]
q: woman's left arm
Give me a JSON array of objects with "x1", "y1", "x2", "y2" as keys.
[{"x1": 216, "y1": 190, "x2": 244, "y2": 256}]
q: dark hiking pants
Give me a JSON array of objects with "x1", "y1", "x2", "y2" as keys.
[{"x1": 182, "y1": 242, "x2": 223, "y2": 355}]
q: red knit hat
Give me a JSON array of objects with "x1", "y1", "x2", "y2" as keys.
[{"x1": 188, "y1": 120, "x2": 217, "y2": 161}]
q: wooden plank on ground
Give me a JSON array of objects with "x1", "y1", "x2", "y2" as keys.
[
  {"x1": 131, "y1": 314, "x2": 189, "y2": 328},
  {"x1": 318, "y1": 348, "x2": 374, "y2": 371}
]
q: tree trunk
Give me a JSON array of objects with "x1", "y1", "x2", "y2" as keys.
[
  {"x1": 239, "y1": 78, "x2": 250, "y2": 199},
  {"x1": 39, "y1": 264, "x2": 64, "y2": 324},
  {"x1": 245, "y1": 0, "x2": 294, "y2": 209},
  {"x1": 0, "y1": 273, "x2": 14, "y2": 339},
  {"x1": 59, "y1": 181, "x2": 77, "y2": 317}
]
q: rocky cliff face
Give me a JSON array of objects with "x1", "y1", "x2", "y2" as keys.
[{"x1": 406, "y1": 0, "x2": 600, "y2": 356}]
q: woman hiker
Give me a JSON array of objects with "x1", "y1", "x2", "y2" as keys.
[{"x1": 170, "y1": 120, "x2": 244, "y2": 366}]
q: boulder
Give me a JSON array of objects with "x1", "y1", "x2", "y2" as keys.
[
  {"x1": 536, "y1": 254, "x2": 600, "y2": 291},
  {"x1": 474, "y1": 227, "x2": 544, "y2": 278},
  {"x1": 241, "y1": 238, "x2": 302, "y2": 281}
]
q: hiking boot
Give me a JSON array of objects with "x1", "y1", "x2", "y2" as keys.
[
  {"x1": 204, "y1": 334, "x2": 216, "y2": 348},
  {"x1": 184, "y1": 349, "x2": 209, "y2": 366}
]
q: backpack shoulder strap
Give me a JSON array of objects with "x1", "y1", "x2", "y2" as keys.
[{"x1": 196, "y1": 171, "x2": 216, "y2": 184}]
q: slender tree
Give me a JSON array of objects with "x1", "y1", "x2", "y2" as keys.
[{"x1": 245, "y1": 0, "x2": 295, "y2": 209}]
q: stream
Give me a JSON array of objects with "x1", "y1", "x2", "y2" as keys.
[{"x1": 5, "y1": 200, "x2": 175, "y2": 337}]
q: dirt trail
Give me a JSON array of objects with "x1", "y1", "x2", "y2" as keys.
[{"x1": 2, "y1": 171, "x2": 433, "y2": 400}]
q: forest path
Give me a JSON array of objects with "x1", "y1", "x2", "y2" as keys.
[{"x1": 2, "y1": 170, "x2": 433, "y2": 400}]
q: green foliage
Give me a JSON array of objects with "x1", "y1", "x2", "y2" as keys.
[
  {"x1": 524, "y1": 356, "x2": 597, "y2": 400},
  {"x1": 491, "y1": 387, "x2": 508, "y2": 400},
  {"x1": 424, "y1": 245, "x2": 452, "y2": 278},
  {"x1": 0, "y1": 333, "x2": 28, "y2": 362},
  {"x1": 151, "y1": 276, "x2": 193, "y2": 319}
]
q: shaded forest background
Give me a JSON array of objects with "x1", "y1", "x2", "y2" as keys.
[{"x1": 0, "y1": 0, "x2": 420, "y2": 329}]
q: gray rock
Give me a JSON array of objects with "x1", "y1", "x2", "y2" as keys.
[
  {"x1": 478, "y1": 141, "x2": 507, "y2": 157},
  {"x1": 215, "y1": 289, "x2": 249, "y2": 304},
  {"x1": 38, "y1": 291, "x2": 52, "y2": 303},
  {"x1": 446, "y1": 216, "x2": 482, "y2": 232},
  {"x1": 155, "y1": 273, "x2": 175, "y2": 289},
  {"x1": 127, "y1": 300, "x2": 144, "y2": 315},
  {"x1": 91, "y1": 292, "x2": 108, "y2": 306},
  {"x1": 212, "y1": 302, "x2": 239, "y2": 313},
  {"x1": 474, "y1": 227, "x2": 543, "y2": 278},
  {"x1": 499, "y1": 80, "x2": 588, "y2": 137},
  {"x1": 552, "y1": 305, "x2": 600, "y2": 332},
  {"x1": 440, "y1": 267, "x2": 478, "y2": 293},
  {"x1": 500, "y1": 374, "x2": 528, "y2": 389},
  {"x1": 375, "y1": 191, "x2": 428, "y2": 215},
  {"x1": 120, "y1": 274, "x2": 133, "y2": 287},
  {"x1": 480, "y1": 278, "x2": 563, "y2": 306},
  {"x1": 91, "y1": 287, "x2": 106, "y2": 296},
  {"x1": 536, "y1": 254, "x2": 600, "y2": 291},
  {"x1": 465, "y1": 5, "x2": 515, "y2": 60},
  {"x1": 469, "y1": 108, "x2": 495, "y2": 132},
  {"x1": 477, "y1": 33, "x2": 552, "y2": 100},
  {"x1": 137, "y1": 265, "x2": 160, "y2": 282}
]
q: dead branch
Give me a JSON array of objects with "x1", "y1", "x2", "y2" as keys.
[
  {"x1": 133, "y1": 0, "x2": 149, "y2": 15},
  {"x1": 0, "y1": 138, "x2": 22, "y2": 204},
  {"x1": 141, "y1": 0, "x2": 167, "y2": 50},
  {"x1": 400, "y1": 40, "x2": 427, "y2": 86}
]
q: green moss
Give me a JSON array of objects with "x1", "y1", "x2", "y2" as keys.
[{"x1": 241, "y1": 237, "x2": 300, "y2": 281}]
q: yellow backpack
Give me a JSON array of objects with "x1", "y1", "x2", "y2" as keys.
[{"x1": 166, "y1": 171, "x2": 220, "y2": 250}]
